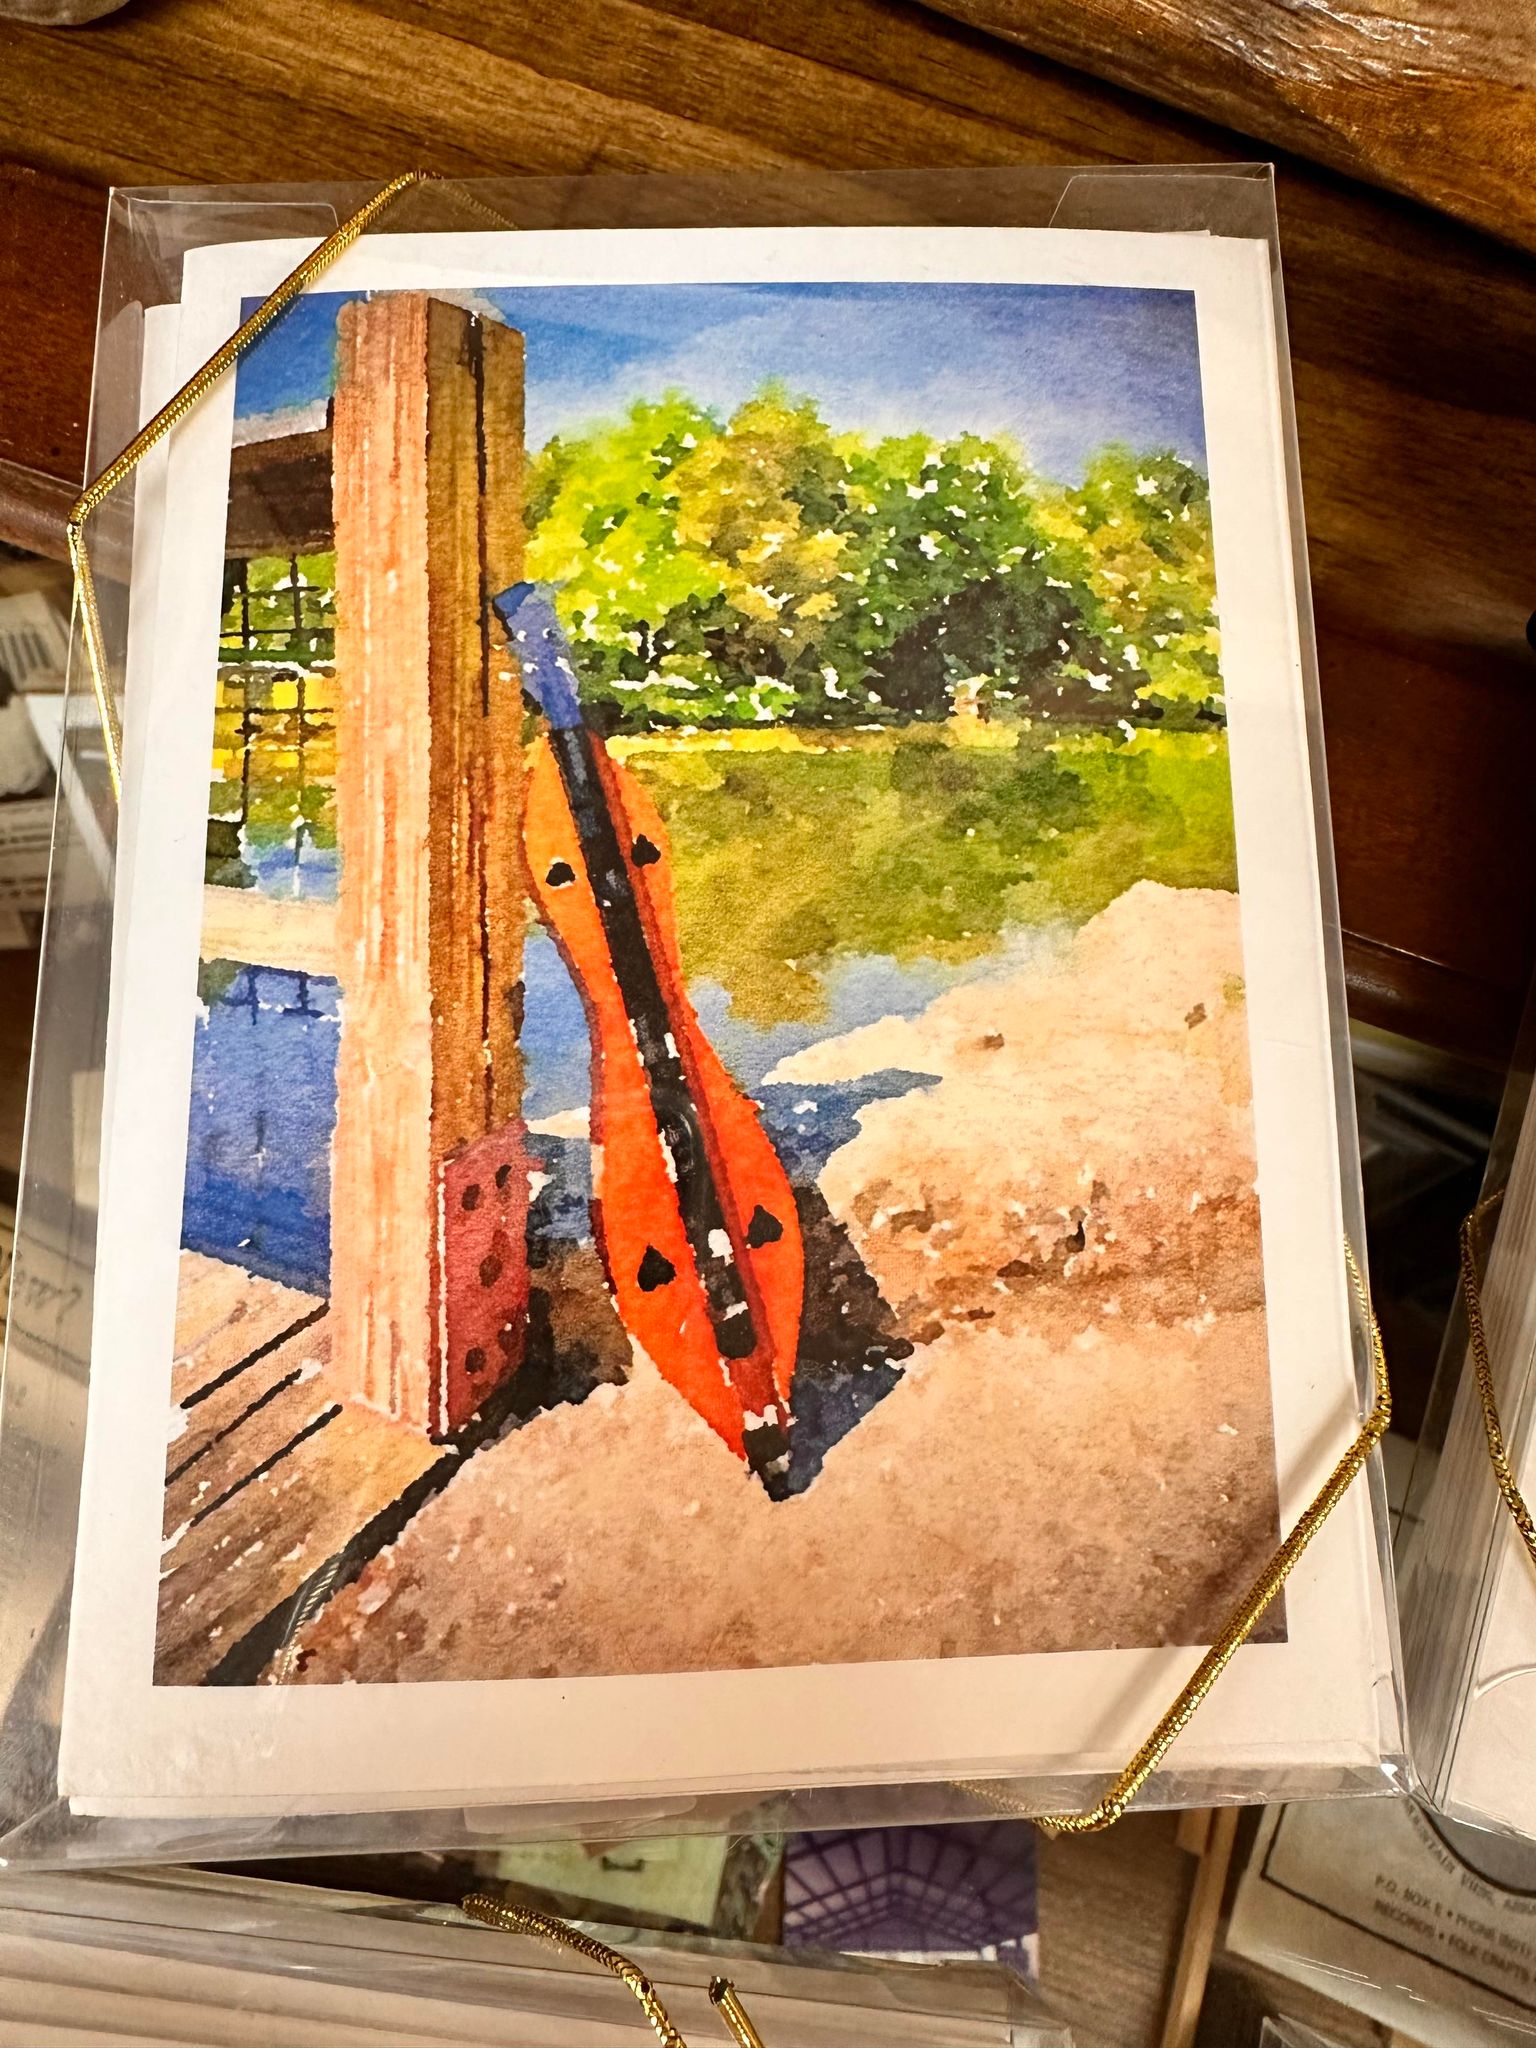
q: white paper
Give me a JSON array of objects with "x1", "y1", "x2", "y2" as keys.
[
  {"x1": 1433, "y1": 1086, "x2": 1536, "y2": 1836},
  {"x1": 1230, "y1": 1799, "x2": 1536, "y2": 2044}
]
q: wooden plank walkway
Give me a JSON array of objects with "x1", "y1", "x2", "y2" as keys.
[
  {"x1": 155, "y1": 1244, "x2": 629, "y2": 1685},
  {"x1": 198, "y1": 886, "x2": 337, "y2": 979},
  {"x1": 156, "y1": 1252, "x2": 438, "y2": 1686}
]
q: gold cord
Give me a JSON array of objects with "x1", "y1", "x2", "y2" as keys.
[
  {"x1": 1460, "y1": 1189, "x2": 1536, "y2": 1568},
  {"x1": 993, "y1": 1236, "x2": 1388, "y2": 1837},
  {"x1": 709, "y1": 1978, "x2": 768, "y2": 2048},
  {"x1": 68, "y1": 169, "x2": 1392, "y2": 1841},
  {"x1": 460, "y1": 1892, "x2": 766, "y2": 2046}
]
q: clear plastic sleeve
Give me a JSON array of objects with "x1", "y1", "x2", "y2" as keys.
[
  {"x1": 0, "y1": 1862, "x2": 1070, "y2": 2044},
  {"x1": 1258, "y1": 2023, "x2": 1348, "y2": 2048},
  {"x1": 1228, "y1": 1796, "x2": 1536, "y2": 2043},
  {"x1": 1401, "y1": 972, "x2": 1536, "y2": 1838},
  {"x1": 0, "y1": 166, "x2": 1402, "y2": 1866}
]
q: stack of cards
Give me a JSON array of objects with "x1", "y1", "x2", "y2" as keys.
[
  {"x1": 0, "y1": 1864, "x2": 1067, "y2": 2045},
  {"x1": 1404, "y1": 1029, "x2": 1536, "y2": 1840},
  {"x1": 0, "y1": 173, "x2": 1400, "y2": 1859}
]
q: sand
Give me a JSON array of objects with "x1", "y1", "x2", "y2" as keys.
[
  {"x1": 287, "y1": 881, "x2": 1277, "y2": 1682},
  {"x1": 772, "y1": 879, "x2": 1263, "y2": 1335}
]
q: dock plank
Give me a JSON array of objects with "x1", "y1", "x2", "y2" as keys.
[
  {"x1": 156, "y1": 1405, "x2": 438, "y2": 1685},
  {"x1": 171, "y1": 1254, "x2": 326, "y2": 1406},
  {"x1": 163, "y1": 1322, "x2": 336, "y2": 1538},
  {"x1": 158, "y1": 1251, "x2": 440, "y2": 1685}
]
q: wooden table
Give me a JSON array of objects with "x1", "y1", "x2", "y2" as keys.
[
  {"x1": 2, "y1": 14, "x2": 1508, "y2": 2043},
  {"x1": 2, "y1": 0, "x2": 1534, "y2": 1067},
  {"x1": 929, "y1": 0, "x2": 1536, "y2": 260}
]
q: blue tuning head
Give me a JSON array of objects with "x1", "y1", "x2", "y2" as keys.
[{"x1": 492, "y1": 581, "x2": 584, "y2": 730}]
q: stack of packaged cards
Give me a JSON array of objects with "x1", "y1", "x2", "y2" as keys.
[
  {"x1": 0, "y1": 166, "x2": 1400, "y2": 1864},
  {"x1": 1403, "y1": 995, "x2": 1536, "y2": 1839},
  {"x1": 0, "y1": 1864, "x2": 1070, "y2": 2044},
  {"x1": 1231, "y1": 1794, "x2": 1536, "y2": 2043}
]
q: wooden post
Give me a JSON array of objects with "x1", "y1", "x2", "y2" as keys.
[
  {"x1": 330, "y1": 294, "x2": 530, "y2": 1438},
  {"x1": 1159, "y1": 1807, "x2": 1240, "y2": 2048}
]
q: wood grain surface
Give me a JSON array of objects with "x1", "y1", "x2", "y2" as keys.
[
  {"x1": 0, "y1": 164, "x2": 100, "y2": 483},
  {"x1": 0, "y1": 952, "x2": 39, "y2": 1189},
  {"x1": 1, "y1": 0, "x2": 1534, "y2": 1062},
  {"x1": 1037, "y1": 1811, "x2": 1193, "y2": 2048},
  {"x1": 329, "y1": 292, "x2": 530, "y2": 1434},
  {"x1": 923, "y1": 0, "x2": 1536, "y2": 258}
]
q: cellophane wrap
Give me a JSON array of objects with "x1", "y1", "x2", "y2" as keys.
[
  {"x1": 1402, "y1": 968, "x2": 1536, "y2": 1837},
  {"x1": 0, "y1": 166, "x2": 1402, "y2": 1866},
  {"x1": 0, "y1": 1863, "x2": 1070, "y2": 2044}
]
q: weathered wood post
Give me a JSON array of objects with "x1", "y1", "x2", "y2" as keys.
[{"x1": 330, "y1": 294, "x2": 531, "y2": 1438}]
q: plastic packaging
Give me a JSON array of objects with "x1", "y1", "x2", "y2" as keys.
[
  {"x1": 1228, "y1": 1797, "x2": 1536, "y2": 2044},
  {"x1": 0, "y1": 1862, "x2": 1071, "y2": 2044},
  {"x1": 0, "y1": 167, "x2": 1401, "y2": 1865},
  {"x1": 1259, "y1": 2023, "x2": 1347, "y2": 2048},
  {"x1": 1401, "y1": 971, "x2": 1536, "y2": 1839}
]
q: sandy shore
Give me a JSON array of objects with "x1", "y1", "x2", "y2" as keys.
[{"x1": 286, "y1": 881, "x2": 1278, "y2": 1682}]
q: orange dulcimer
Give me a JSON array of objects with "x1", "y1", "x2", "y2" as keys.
[{"x1": 495, "y1": 582, "x2": 803, "y2": 1490}]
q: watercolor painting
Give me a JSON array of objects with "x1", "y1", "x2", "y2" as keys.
[{"x1": 157, "y1": 278, "x2": 1279, "y2": 1689}]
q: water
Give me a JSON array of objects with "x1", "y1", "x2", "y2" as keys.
[
  {"x1": 181, "y1": 966, "x2": 338, "y2": 1294},
  {"x1": 177, "y1": 936, "x2": 962, "y2": 1303},
  {"x1": 183, "y1": 726, "x2": 1236, "y2": 1293},
  {"x1": 245, "y1": 832, "x2": 338, "y2": 901},
  {"x1": 519, "y1": 926, "x2": 1002, "y2": 1124}
]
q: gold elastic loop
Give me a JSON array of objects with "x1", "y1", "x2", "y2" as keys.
[
  {"x1": 67, "y1": 169, "x2": 432, "y2": 800},
  {"x1": 460, "y1": 1893, "x2": 766, "y2": 2047},
  {"x1": 959, "y1": 1236, "x2": 1389, "y2": 1837},
  {"x1": 1460, "y1": 1189, "x2": 1536, "y2": 1569}
]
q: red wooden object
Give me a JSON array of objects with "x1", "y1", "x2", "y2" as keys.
[
  {"x1": 437, "y1": 1121, "x2": 532, "y2": 1437},
  {"x1": 523, "y1": 733, "x2": 803, "y2": 1477}
]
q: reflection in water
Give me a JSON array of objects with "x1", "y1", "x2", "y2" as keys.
[
  {"x1": 182, "y1": 965, "x2": 338, "y2": 1294},
  {"x1": 519, "y1": 923, "x2": 1015, "y2": 1121}
]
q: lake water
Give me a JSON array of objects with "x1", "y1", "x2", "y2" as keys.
[
  {"x1": 185, "y1": 727, "x2": 1236, "y2": 1292},
  {"x1": 178, "y1": 938, "x2": 967, "y2": 1301}
]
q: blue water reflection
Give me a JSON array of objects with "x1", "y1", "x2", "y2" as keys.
[
  {"x1": 181, "y1": 965, "x2": 338, "y2": 1294},
  {"x1": 180, "y1": 935, "x2": 961, "y2": 1298}
]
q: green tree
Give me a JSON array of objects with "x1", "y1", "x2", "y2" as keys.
[
  {"x1": 522, "y1": 388, "x2": 1223, "y2": 734},
  {"x1": 524, "y1": 393, "x2": 732, "y2": 724},
  {"x1": 1037, "y1": 446, "x2": 1222, "y2": 725},
  {"x1": 801, "y1": 431, "x2": 1042, "y2": 722},
  {"x1": 669, "y1": 384, "x2": 850, "y2": 716}
]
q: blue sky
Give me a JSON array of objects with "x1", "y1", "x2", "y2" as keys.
[{"x1": 234, "y1": 281, "x2": 1206, "y2": 484}]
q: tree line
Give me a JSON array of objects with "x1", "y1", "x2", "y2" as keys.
[{"x1": 523, "y1": 382, "x2": 1222, "y2": 734}]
